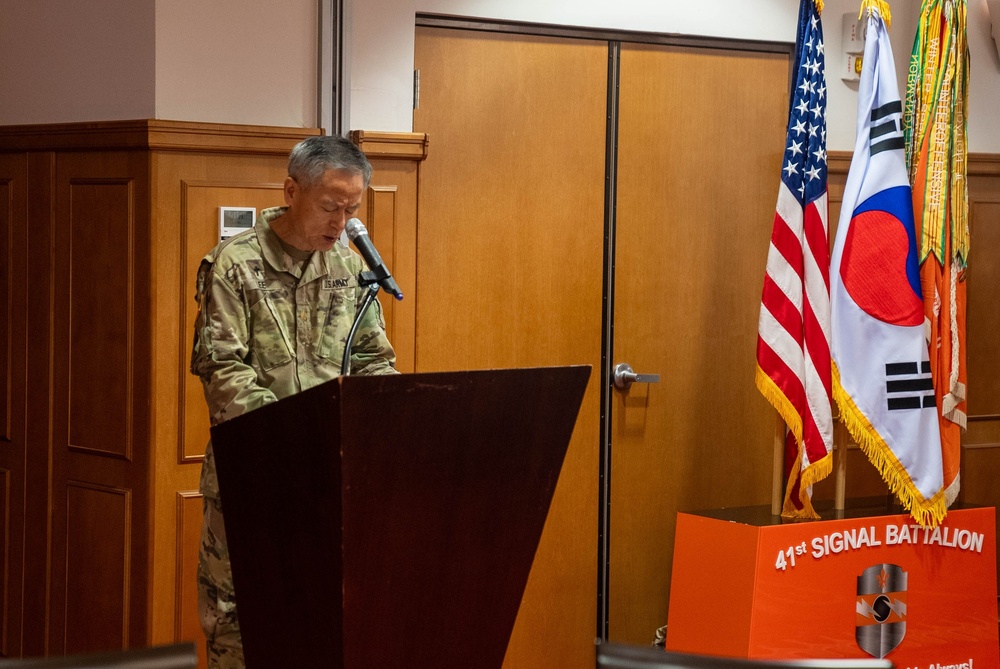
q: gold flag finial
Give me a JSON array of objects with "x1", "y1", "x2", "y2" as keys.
[
  {"x1": 859, "y1": 0, "x2": 892, "y2": 29},
  {"x1": 813, "y1": 0, "x2": 825, "y2": 13}
]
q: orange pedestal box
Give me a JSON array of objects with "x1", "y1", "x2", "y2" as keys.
[{"x1": 666, "y1": 505, "x2": 999, "y2": 669}]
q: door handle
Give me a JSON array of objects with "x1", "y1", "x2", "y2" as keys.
[{"x1": 612, "y1": 363, "x2": 660, "y2": 391}]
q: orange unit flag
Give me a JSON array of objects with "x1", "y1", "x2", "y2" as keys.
[{"x1": 903, "y1": 0, "x2": 968, "y2": 506}]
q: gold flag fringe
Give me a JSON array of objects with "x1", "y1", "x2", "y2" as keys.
[
  {"x1": 755, "y1": 366, "x2": 804, "y2": 445},
  {"x1": 785, "y1": 448, "x2": 833, "y2": 520},
  {"x1": 782, "y1": 447, "x2": 821, "y2": 520},
  {"x1": 756, "y1": 365, "x2": 833, "y2": 520},
  {"x1": 813, "y1": 0, "x2": 825, "y2": 14},
  {"x1": 832, "y1": 364, "x2": 947, "y2": 527},
  {"x1": 799, "y1": 447, "x2": 833, "y2": 490},
  {"x1": 858, "y1": 0, "x2": 892, "y2": 29}
]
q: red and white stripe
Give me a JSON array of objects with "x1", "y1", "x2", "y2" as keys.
[{"x1": 756, "y1": 182, "x2": 833, "y2": 513}]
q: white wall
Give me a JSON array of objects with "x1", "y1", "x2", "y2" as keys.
[
  {"x1": 342, "y1": 0, "x2": 415, "y2": 133},
  {"x1": 346, "y1": 0, "x2": 1000, "y2": 152},
  {"x1": 0, "y1": 0, "x2": 156, "y2": 125},
  {"x1": 823, "y1": 0, "x2": 917, "y2": 151},
  {"x1": 155, "y1": 0, "x2": 318, "y2": 127},
  {"x1": 829, "y1": 0, "x2": 1000, "y2": 153},
  {"x1": 0, "y1": 0, "x2": 317, "y2": 128},
  {"x1": 0, "y1": 0, "x2": 994, "y2": 149}
]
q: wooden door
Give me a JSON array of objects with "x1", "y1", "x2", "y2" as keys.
[
  {"x1": 609, "y1": 43, "x2": 790, "y2": 643},
  {"x1": 413, "y1": 27, "x2": 608, "y2": 669},
  {"x1": 413, "y1": 23, "x2": 795, "y2": 664},
  {"x1": 0, "y1": 153, "x2": 28, "y2": 658}
]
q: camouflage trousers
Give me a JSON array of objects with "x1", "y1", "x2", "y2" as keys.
[{"x1": 199, "y1": 493, "x2": 245, "y2": 669}]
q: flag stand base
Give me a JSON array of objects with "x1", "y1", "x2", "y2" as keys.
[{"x1": 665, "y1": 503, "x2": 999, "y2": 666}]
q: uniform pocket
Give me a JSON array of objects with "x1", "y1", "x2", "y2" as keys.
[
  {"x1": 317, "y1": 287, "x2": 356, "y2": 361},
  {"x1": 248, "y1": 295, "x2": 293, "y2": 371}
]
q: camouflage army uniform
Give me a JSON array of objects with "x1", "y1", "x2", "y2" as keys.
[{"x1": 190, "y1": 207, "x2": 397, "y2": 668}]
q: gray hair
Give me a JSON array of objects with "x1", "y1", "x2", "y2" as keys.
[{"x1": 287, "y1": 135, "x2": 372, "y2": 189}]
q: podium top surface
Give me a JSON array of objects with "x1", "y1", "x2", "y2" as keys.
[{"x1": 686, "y1": 498, "x2": 990, "y2": 527}]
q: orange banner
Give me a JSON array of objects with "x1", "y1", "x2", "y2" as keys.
[{"x1": 667, "y1": 507, "x2": 999, "y2": 667}]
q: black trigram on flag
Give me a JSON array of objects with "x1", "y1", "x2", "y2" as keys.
[
  {"x1": 870, "y1": 100, "x2": 905, "y2": 156},
  {"x1": 885, "y1": 361, "x2": 935, "y2": 411}
]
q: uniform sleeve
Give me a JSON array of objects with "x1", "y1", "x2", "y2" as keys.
[
  {"x1": 190, "y1": 259, "x2": 279, "y2": 424},
  {"x1": 348, "y1": 287, "x2": 399, "y2": 376}
]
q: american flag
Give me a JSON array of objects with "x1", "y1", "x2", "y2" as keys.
[{"x1": 755, "y1": 0, "x2": 833, "y2": 519}]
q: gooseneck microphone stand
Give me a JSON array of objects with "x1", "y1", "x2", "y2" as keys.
[{"x1": 340, "y1": 269, "x2": 382, "y2": 376}]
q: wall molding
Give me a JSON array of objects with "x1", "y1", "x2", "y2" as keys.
[
  {"x1": 0, "y1": 120, "x2": 320, "y2": 155},
  {"x1": 350, "y1": 131, "x2": 429, "y2": 161},
  {"x1": 828, "y1": 150, "x2": 1000, "y2": 176}
]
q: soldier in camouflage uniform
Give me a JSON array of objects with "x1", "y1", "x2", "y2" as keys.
[{"x1": 190, "y1": 135, "x2": 398, "y2": 668}]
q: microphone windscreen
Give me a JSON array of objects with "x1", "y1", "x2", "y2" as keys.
[{"x1": 345, "y1": 218, "x2": 368, "y2": 240}]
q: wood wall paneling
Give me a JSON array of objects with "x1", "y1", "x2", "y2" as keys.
[
  {"x1": 964, "y1": 419, "x2": 1000, "y2": 447},
  {"x1": 0, "y1": 121, "x2": 320, "y2": 664},
  {"x1": 0, "y1": 468, "x2": 9, "y2": 656},
  {"x1": 1, "y1": 177, "x2": 10, "y2": 443},
  {"x1": 0, "y1": 154, "x2": 28, "y2": 658},
  {"x1": 150, "y1": 147, "x2": 311, "y2": 661},
  {"x1": 960, "y1": 445, "x2": 1000, "y2": 546},
  {"x1": 959, "y1": 162, "x2": 1000, "y2": 546},
  {"x1": 154, "y1": 150, "x2": 308, "y2": 660},
  {"x1": 23, "y1": 151, "x2": 55, "y2": 657},
  {"x1": 67, "y1": 180, "x2": 133, "y2": 460},
  {"x1": 175, "y1": 492, "x2": 206, "y2": 669},
  {"x1": 63, "y1": 482, "x2": 131, "y2": 653},
  {"x1": 965, "y1": 183, "x2": 999, "y2": 419},
  {"x1": 178, "y1": 181, "x2": 285, "y2": 463},
  {"x1": 0, "y1": 120, "x2": 318, "y2": 156},
  {"x1": 365, "y1": 186, "x2": 400, "y2": 346},
  {"x1": 48, "y1": 150, "x2": 151, "y2": 657},
  {"x1": 350, "y1": 131, "x2": 426, "y2": 374}
]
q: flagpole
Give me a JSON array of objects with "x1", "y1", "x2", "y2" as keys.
[
  {"x1": 771, "y1": 411, "x2": 785, "y2": 516},
  {"x1": 834, "y1": 420, "x2": 847, "y2": 513}
]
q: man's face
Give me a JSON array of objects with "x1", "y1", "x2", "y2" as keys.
[{"x1": 282, "y1": 168, "x2": 365, "y2": 252}]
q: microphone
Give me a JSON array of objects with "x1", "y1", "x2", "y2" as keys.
[{"x1": 344, "y1": 218, "x2": 403, "y2": 300}]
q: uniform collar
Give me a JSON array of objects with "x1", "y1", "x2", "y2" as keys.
[{"x1": 256, "y1": 206, "x2": 342, "y2": 284}]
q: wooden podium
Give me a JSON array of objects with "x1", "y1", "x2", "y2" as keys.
[{"x1": 210, "y1": 366, "x2": 591, "y2": 669}]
